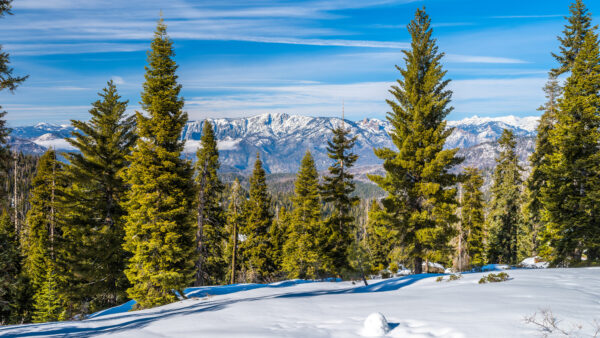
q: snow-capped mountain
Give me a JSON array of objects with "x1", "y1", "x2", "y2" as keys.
[{"x1": 8, "y1": 113, "x2": 540, "y2": 173}]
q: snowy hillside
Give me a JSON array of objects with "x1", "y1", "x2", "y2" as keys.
[
  {"x1": 1, "y1": 268, "x2": 598, "y2": 337},
  {"x1": 8, "y1": 113, "x2": 539, "y2": 173}
]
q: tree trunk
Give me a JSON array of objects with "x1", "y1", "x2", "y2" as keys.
[
  {"x1": 413, "y1": 257, "x2": 423, "y2": 274},
  {"x1": 230, "y1": 221, "x2": 238, "y2": 285}
]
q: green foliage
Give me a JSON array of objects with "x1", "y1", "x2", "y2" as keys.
[
  {"x1": 459, "y1": 167, "x2": 486, "y2": 269},
  {"x1": 540, "y1": 31, "x2": 600, "y2": 265},
  {"x1": 225, "y1": 179, "x2": 244, "y2": 284},
  {"x1": 478, "y1": 272, "x2": 509, "y2": 284},
  {"x1": 487, "y1": 130, "x2": 527, "y2": 265},
  {"x1": 436, "y1": 276, "x2": 444, "y2": 282},
  {"x1": 368, "y1": 8, "x2": 461, "y2": 274},
  {"x1": 121, "y1": 18, "x2": 196, "y2": 308},
  {"x1": 448, "y1": 273, "x2": 462, "y2": 282},
  {"x1": 195, "y1": 120, "x2": 226, "y2": 286},
  {"x1": 60, "y1": 81, "x2": 135, "y2": 315},
  {"x1": 241, "y1": 154, "x2": 275, "y2": 282},
  {"x1": 320, "y1": 123, "x2": 359, "y2": 275},
  {"x1": 282, "y1": 151, "x2": 323, "y2": 279},
  {"x1": 551, "y1": 0, "x2": 594, "y2": 77},
  {"x1": 32, "y1": 264, "x2": 65, "y2": 323},
  {"x1": 0, "y1": 211, "x2": 28, "y2": 324},
  {"x1": 365, "y1": 200, "x2": 397, "y2": 272}
]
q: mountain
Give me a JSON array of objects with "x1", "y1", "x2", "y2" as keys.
[{"x1": 8, "y1": 113, "x2": 539, "y2": 174}]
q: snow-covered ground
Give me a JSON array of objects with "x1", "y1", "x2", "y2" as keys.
[{"x1": 1, "y1": 268, "x2": 599, "y2": 337}]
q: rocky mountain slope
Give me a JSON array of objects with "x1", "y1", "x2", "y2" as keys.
[{"x1": 8, "y1": 113, "x2": 538, "y2": 174}]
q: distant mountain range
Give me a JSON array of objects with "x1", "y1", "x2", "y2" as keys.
[{"x1": 7, "y1": 113, "x2": 539, "y2": 175}]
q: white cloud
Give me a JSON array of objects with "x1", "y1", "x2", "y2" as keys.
[
  {"x1": 111, "y1": 76, "x2": 125, "y2": 85},
  {"x1": 446, "y1": 54, "x2": 528, "y2": 64}
]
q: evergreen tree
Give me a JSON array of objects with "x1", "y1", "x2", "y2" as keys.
[
  {"x1": 194, "y1": 120, "x2": 226, "y2": 286},
  {"x1": 486, "y1": 130, "x2": 526, "y2": 265},
  {"x1": 458, "y1": 168, "x2": 485, "y2": 269},
  {"x1": 540, "y1": 31, "x2": 600, "y2": 265},
  {"x1": 365, "y1": 200, "x2": 397, "y2": 273},
  {"x1": 23, "y1": 150, "x2": 66, "y2": 320},
  {"x1": 60, "y1": 81, "x2": 136, "y2": 315},
  {"x1": 0, "y1": 0, "x2": 28, "y2": 201},
  {"x1": 320, "y1": 122, "x2": 359, "y2": 276},
  {"x1": 241, "y1": 154, "x2": 274, "y2": 282},
  {"x1": 368, "y1": 8, "x2": 461, "y2": 274},
  {"x1": 226, "y1": 179, "x2": 244, "y2": 284},
  {"x1": 525, "y1": 76, "x2": 561, "y2": 255},
  {"x1": 269, "y1": 206, "x2": 288, "y2": 278},
  {"x1": 0, "y1": 212, "x2": 22, "y2": 324},
  {"x1": 551, "y1": 0, "x2": 594, "y2": 77},
  {"x1": 121, "y1": 18, "x2": 196, "y2": 308},
  {"x1": 282, "y1": 151, "x2": 323, "y2": 279},
  {"x1": 32, "y1": 265, "x2": 63, "y2": 323}
]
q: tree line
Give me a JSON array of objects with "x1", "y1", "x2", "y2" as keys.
[{"x1": 0, "y1": 0, "x2": 599, "y2": 326}]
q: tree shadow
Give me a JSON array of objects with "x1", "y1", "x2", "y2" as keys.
[{"x1": 0, "y1": 274, "x2": 438, "y2": 337}]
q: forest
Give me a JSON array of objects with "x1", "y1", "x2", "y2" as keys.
[{"x1": 0, "y1": 0, "x2": 599, "y2": 326}]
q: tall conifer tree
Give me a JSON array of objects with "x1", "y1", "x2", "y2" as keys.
[
  {"x1": 23, "y1": 150, "x2": 66, "y2": 321},
  {"x1": 320, "y1": 122, "x2": 359, "y2": 275},
  {"x1": 368, "y1": 8, "x2": 461, "y2": 274},
  {"x1": 0, "y1": 212, "x2": 23, "y2": 324},
  {"x1": 283, "y1": 151, "x2": 323, "y2": 279},
  {"x1": 121, "y1": 18, "x2": 196, "y2": 308},
  {"x1": 60, "y1": 81, "x2": 136, "y2": 314},
  {"x1": 551, "y1": 0, "x2": 594, "y2": 77},
  {"x1": 194, "y1": 120, "x2": 226, "y2": 286},
  {"x1": 487, "y1": 130, "x2": 526, "y2": 265},
  {"x1": 241, "y1": 154, "x2": 274, "y2": 282},
  {"x1": 540, "y1": 31, "x2": 600, "y2": 265},
  {"x1": 226, "y1": 179, "x2": 244, "y2": 284},
  {"x1": 458, "y1": 168, "x2": 485, "y2": 269}
]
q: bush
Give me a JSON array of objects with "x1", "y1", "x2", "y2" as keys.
[
  {"x1": 389, "y1": 262, "x2": 399, "y2": 274},
  {"x1": 436, "y1": 276, "x2": 444, "y2": 282},
  {"x1": 479, "y1": 272, "x2": 509, "y2": 284},
  {"x1": 448, "y1": 274, "x2": 462, "y2": 282}
]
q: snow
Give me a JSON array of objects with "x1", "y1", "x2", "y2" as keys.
[
  {"x1": 520, "y1": 257, "x2": 549, "y2": 269},
  {"x1": 447, "y1": 115, "x2": 540, "y2": 132},
  {"x1": 1, "y1": 269, "x2": 599, "y2": 337},
  {"x1": 32, "y1": 134, "x2": 77, "y2": 151},
  {"x1": 481, "y1": 264, "x2": 511, "y2": 272},
  {"x1": 361, "y1": 313, "x2": 389, "y2": 337}
]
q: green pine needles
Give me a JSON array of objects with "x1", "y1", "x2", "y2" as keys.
[
  {"x1": 368, "y1": 8, "x2": 462, "y2": 274},
  {"x1": 121, "y1": 18, "x2": 196, "y2": 308}
]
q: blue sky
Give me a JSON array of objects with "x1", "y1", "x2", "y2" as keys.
[{"x1": 0, "y1": 0, "x2": 594, "y2": 125}]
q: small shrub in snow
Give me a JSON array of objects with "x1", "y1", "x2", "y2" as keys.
[
  {"x1": 479, "y1": 272, "x2": 509, "y2": 284},
  {"x1": 524, "y1": 308, "x2": 600, "y2": 337},
  {"x1": 389, "y1": 262, "x2": 399, "y2": 274},
  {"x1": 436, "y1": 276, "x2": 444, "y2": 282},
  {"x1": 448, "y1": 274, "x2": 462, "y2": 282}
]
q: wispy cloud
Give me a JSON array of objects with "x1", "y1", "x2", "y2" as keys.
[
  {"x1": 446, "y1": 54, "x2": 528, "y2": 64},
  {"x1": 491, "y1": 14, "x2": 564, "y2": 19}
]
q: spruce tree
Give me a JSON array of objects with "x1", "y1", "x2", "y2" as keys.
[
  {"x1": 241, "y1": 154, "x2": 274, "y2": 282},
  {"x1": 226, "y1": 179, "x2": 244, "y2": 284},
  {"x1": 540, "y1": 31, "x2": 600, "y2": 265},
  {"x1": 458, "y1": 167, "x2": 485, "y2": 269},
  {"x1": 60, "y1": 81, "x2": 136, "y2": 314},
  {"x1": 551, "y1": 0, "x2": 594, "y2": 77},
  {"x1": 121, "y1": 18, "x2": 196, "y2": 308},
  {"x1": 269, "y1": 206, "x2": 288, "y2": 278},
  {"x1": 320, "y1": 122, "x2": 359, "y2": 276},
  {"x1": 368, "y1": 8, "x2": 461, "y2": 274},
  {"x1": 32, "y1": 265, "x2": 63, "y2": 323},
  {"x1": 486, "y1": 130, "x2": 526, "y2": 265},
  {"x1": 525, "y1": 76, "x2": 561, "y2": 255},
  {"x1": 282, "y1": 151, "x2": 323, "y2": 279},
  {"x1": 23, "y1": 150, "x2": 66, "y2": 320},
  {"x1": 0, "y1": 212, "x2": 22, "y2": 324},
  {"x1": 194, "y1": 120, "x2": 226, "y2": 286},
  {"x1": 365, "y1": 200, "x2": 397, "y2": 273}
]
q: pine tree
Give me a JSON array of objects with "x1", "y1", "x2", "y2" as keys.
[
  {"x1": 365, "y1": 200, "x2": 397, "y2": 273},
  {"x1": 59, "y1": 81, "x2": 136, "y2": 314},
  {"x1": 269, "y1": 206, "x2": 288, "y2": 278},
  {"x1": 241, "y1": 154, "x2": 274, "y2": 282},
  {"x1": 320, "y1": 122, "x2": 359, "y2": 276},
  {"x1": 458, "y1": 167, "x2": 485, "y2": 269},
  {"x1": 486, "y1": 130, "x2": 526, "y2": 265},
  {"x1": 0, "y1": 212, "x2": 22, "y2": 324},
  {"x1": 551, "y1": 0, "x2": 594, "y2": 77},
  {"x1": 121, "y1": 18, "x2": 196, "y2": 308},
  {"x1": 226, "y1": 179, "x2": 244, "y2": 284},
  {"x1": 540, "y1": 31, "x2": 600, "y2": 265},
  {"x1": 368, "y1": 8, "x2": 461, "y2": 274},
  {"x1": 282, "y1": 151, "x2": 323, "y2": 279},
  {"x1": 32, "y1": 265, "x2": 63, "y2": 323},
  {"x1": 525, "y1": 76, "x2": 561, "y2": 255},
  {"x1": 0, "y1": 0, "x2": 28, "y2": 201},
  {"x1": 194, "y1": 120, "x2": 226, "y2": 286},
  {"x1": 23, "y1": 150, "x2": 66, "y2": 320}
]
